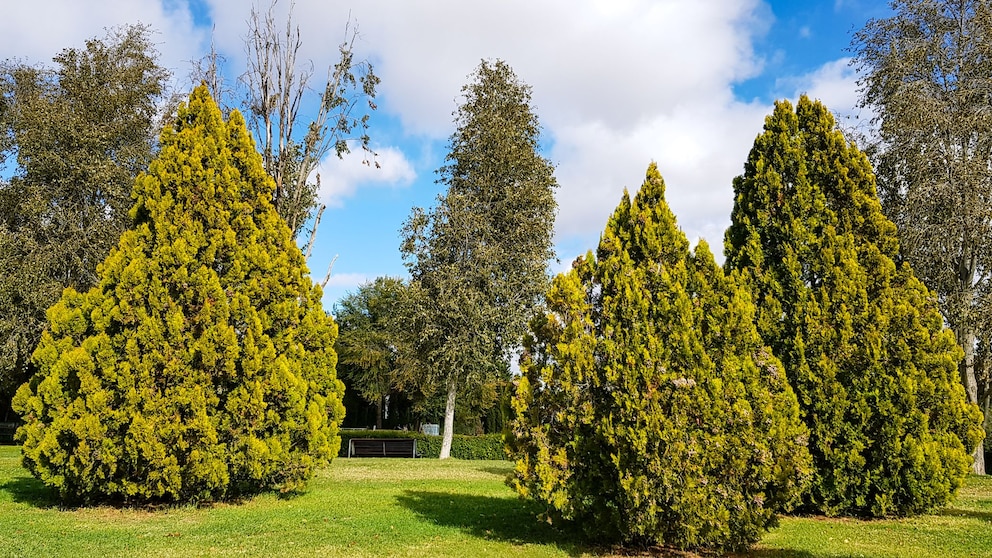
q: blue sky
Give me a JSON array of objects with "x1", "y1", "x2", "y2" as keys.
[{"x1": 1, "y1": 0, "x2": 892, "y2": 311}]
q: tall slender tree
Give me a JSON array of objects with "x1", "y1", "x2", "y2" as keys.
[
  {"x1": 402, "y1": 60, "x2": 557, "y2": 459},
  {"x1": 0, "y1": 25, "x2": 169, "y2": 418},
  {"x1": 725, "y1": 96, "x2": 983, "y2": 515},
  {"x1": 852, "y1": 0, "x2": 992, "y2": 473},
  {"x1": 13, "y1": 86, "x2": 343, "y2": 503}
]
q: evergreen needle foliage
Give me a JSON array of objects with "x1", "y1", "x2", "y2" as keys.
[
  {"x1": 724, "y1": 96, "x2": 984, "y2": 516},
  {"x1": 12, "y1": 85, "x2": 344, "y2": 504},
  {"x1": 508, "y1": 164, "x2": 811, "y2": 552}
]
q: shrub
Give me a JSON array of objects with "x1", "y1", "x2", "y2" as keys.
[
  {"x1": 12, "y1": 86, "x2": 345, "y2": 504},
  {"x1": 508, "y1": 164, "x2": 811, "y2": 552}
]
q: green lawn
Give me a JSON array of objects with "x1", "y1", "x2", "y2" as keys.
[{"x1": 0, "y1": 445, "x2": 990, "y2": 557}]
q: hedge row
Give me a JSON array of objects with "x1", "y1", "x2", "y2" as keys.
[{"x1": 337, "y1": 430, "x2": 505, "y2": 460}]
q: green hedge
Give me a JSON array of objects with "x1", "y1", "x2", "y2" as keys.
[{"x1": 338, "y1": 430, "x2": 505, "y2": 460}]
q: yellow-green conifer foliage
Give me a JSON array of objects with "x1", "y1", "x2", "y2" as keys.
[
  {"x1": 724, "y1": 96, "x2": 983, "y2": 516},
  {"x1": 508, "y1": 164, "x2": 811, "y2": 552},
  {"x1": 12, "y1": 86, "x2": 344, "y2": 503}
]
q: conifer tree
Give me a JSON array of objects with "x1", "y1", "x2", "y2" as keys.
[
  {"x1": 12, "y1": 85, "x2": 344, "y2": 504},
  {"x1": 724, "y1": 96, "x2": 983, "y2": 516},
  {"x1": 508, "y1": 164, "x2": 811, "y2": 552}
]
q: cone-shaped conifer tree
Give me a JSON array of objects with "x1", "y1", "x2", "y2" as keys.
[
  {"x1": 508, "y1": 164, "x2": 811, "y2": 552},
  {"x1": 724, "y1": 96, "x2": 983, "y2": 516},
  {"x1": 13, "y1": 85, "x2": 344, "y2": 503}
]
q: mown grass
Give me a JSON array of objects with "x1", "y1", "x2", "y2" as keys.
[{"x1": 0, "y1": 445, "x2": 990, "y2": 557}]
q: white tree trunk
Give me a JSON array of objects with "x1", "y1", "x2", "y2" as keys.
[
  {"x1": 961, "y1": 329, "x2": 986, "y2": 474},
  {"x1": 439, "y1": 380, "x2": 457, "y2": 460}
]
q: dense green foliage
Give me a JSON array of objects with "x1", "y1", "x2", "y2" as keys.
[
  {"x1": 11, "y1": 86, "x2": 344, "y2": 504},
  {"x1": 337, "y1": 430, "x2": 505, "y2": 460},
  {"x1": 853, "y1": 0, "x2": 992, "y2": 473},
  {"x1": 401, "y1": 60, "x2": 557, "y2": 458},
  {"x1": 508, "y1": 164, "x2": 811, "y2": 552},
  {"x1": 334, "y1": 277, "x2": 421, "y2": 429},
  {"x1": 0, "y1": 26, "x2": 169, "y2": 418},
  {"x1": 724, "y1": 96, "x2": 984, "y2": 516}
]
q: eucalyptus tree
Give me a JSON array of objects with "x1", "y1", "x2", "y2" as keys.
[{"x1": 240, "y1": 0, "x2": 379, "y2": 268}]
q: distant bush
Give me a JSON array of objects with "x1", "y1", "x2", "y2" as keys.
[{"x1": 339, "y1": 430, "x2": 504, "y2": 460}]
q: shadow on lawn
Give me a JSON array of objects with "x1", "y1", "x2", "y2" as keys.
[
  {"x1": 2, "y1": 475, "x2": 59, "y2": 508},
  {"x1": 396, "y1": 490, "x2": 588, "y2": 556},
  {"x1": 939, "y1": 507, "x2": 992, "y2": 523}
]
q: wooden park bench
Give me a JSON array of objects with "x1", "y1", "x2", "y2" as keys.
[{"x1": 347, "y1": 437, "x2": 417, "y2": 458}]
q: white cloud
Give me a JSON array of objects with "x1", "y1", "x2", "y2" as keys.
[
  {"x1": 189, "y1": 0, "x2": 773, "y2": 255},
  {"x1": 552, "y1": 96, "x2": 771, "y2": 260},
  {"x1": 315, "y1": 146, "x2": 417, "y2": 207},
  {"x1": 323, "y1": 272, "x2": 371, "y2": 289},
  {"x1": 0, "y1": 0, "x2": 207, "y2": 78},
  {"x1": 777, "y1": 57, "x2": 861, "y2": 117}
]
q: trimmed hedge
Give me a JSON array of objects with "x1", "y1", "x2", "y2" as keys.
[{"x1": 338, "y1": 430, "x2": 505, "y2": 460}]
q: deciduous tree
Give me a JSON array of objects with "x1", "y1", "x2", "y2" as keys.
[
  {"x1": 402, "y1": 60, "x2": 557, "y2": 459},
  {"x1": 334, "y1": 276, "x2": 420, "y2": 429},
  {"x1": 0, "y1": 25, "x2": 169, "y2": 419}
]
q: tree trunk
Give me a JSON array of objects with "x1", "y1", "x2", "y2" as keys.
[
  {"x1": 376, "y1": 396, "x2": 383, "y2": 430},
  {"x1": 960, "y1": 327, "x2": 985, "y2": 474},
  {"x1": 439, "y1": 380, "x2": 457, "y2": 459}
]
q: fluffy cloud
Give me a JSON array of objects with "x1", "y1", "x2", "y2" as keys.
[
  {"x1": 3, "y1": 1, "x2": 867, "y2": 281},
  {"x1": 0, "y1": 0, "x2": 206, "y2": 76},
  {"x1": 776, "y1": 57, "x2": 861, "y2": 118},
  {"x1": 198, "y1": 0, "x2": 775, "y2": 254},
  {"x1": 315, "y1": 146, "x2": 417, "y2": 207}
]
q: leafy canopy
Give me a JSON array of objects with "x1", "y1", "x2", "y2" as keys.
[
  {"x1": 401, "y1": 59, "x2": 557, "y2": 458},
  {"x1": 0, "y1": 25, "x2": 169, "y2": 416}
]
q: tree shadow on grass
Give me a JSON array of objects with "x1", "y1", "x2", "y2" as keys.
[
  {"x1": 396, "y1": 491, "x2": 822, "y2": 558},
  {"x1": 2, "y1": 475, "x2": 59, "y2": 508},
  {"x1": 396, "y1": 490, "x2": 591, "y2": 556},
  {"x1": 937, "y1": 507, "x2": 992, "y2": 523}
]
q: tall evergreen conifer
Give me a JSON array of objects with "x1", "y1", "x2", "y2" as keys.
[
  {"x1": 509, "y1": 164, "x2": 810, "y2": 552},
  {"x1": 13, "y1": 86, "x2": 344, "y2": 503},
  {"x1": 724, "y1": 96, "x2": 983, "y2": 516}
]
